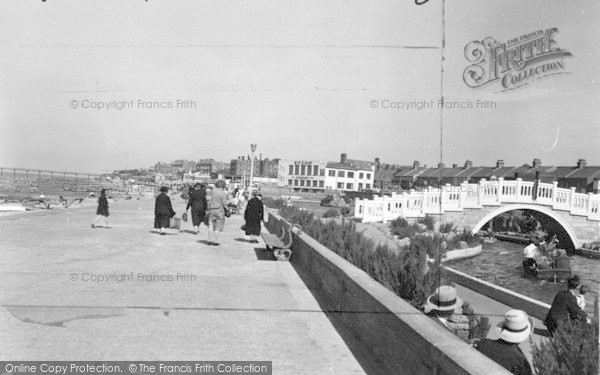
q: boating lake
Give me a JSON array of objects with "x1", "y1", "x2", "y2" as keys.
[{"x1": 445, "y1": 240, "x2": 599, "y2": 316}]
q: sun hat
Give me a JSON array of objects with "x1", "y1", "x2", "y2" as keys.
[
  {"x1": 497, "y1": 309, "x2": 531, "y2": 343},
  {"x1": 159, "y1": 186, "x2": 169, "y2": 192},
  {"x1": 423, "y1": 285, "x2": 463, "y2": 314}
]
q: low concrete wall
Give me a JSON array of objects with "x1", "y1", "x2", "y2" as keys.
[
  {"x1": 266, "y1": 213, "x2": 511, "y2": 375},
  {"x1": 443, "y1": 266, "x2": 550, "y2": 321}
]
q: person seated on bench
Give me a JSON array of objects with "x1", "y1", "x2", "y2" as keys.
[{"x1": 244, "y1": 191, "x2": 264, "y2": 243}]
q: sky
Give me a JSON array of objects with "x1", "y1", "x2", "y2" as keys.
[{"x1": 0, "y1": 0, "x2": 598, "y2": 173}]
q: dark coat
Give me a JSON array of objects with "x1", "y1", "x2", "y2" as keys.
[
  {"x1": 154, "y1": 193, "x2": 175, "y2": 229},
  {"x1": 244, "y1": 197, "x2": 264, "y2": 236},
  {"x1": 186, "y1": 189, "x2": 207, "y2": 226},
  {"x1": 96, "y1": 196, "x2": 109, "y2": 216},
  {"x1": 475, "y1": 339, "x2": 532, "y2": 374},
  {"x1": 544, "y1": 290, "x2": 587, "y2": 333}
]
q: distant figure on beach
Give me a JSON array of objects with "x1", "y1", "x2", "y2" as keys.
[
  {"x1": 544, "y1": 275, "x2": 588, "y2": 335},
  {"x1": 91, "y1": 189, "x2": 109, "y2": 228},
  {"x1": 186, "y1": 183, "x2": 207, "y2": 235},
  {"x1": 244, "y1": 191, "x2": 264, "y2": 243},
  {"x1": 206, "y1": 180, "x2": 229, "y2": 245},
  {"x1": 154, "y1": 186, "x2": 175, "y2": 235}
]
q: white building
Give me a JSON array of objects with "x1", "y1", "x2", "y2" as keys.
[
  {"x1": 324, "y1": 153, "x2": 375, "y2": 192},
  {"x1": 278, "y1": 160, "x2": 327, "y2": 192}
]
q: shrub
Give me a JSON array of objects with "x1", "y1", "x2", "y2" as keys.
[
  {"x1": 449, "y1": 228, "x2": 481, "y2": 248},
  {"x1": 392, "y1": 221, "x2": 423, "y2": 239},
  {"x1": 532, "y1": 318, "x2": 598, "y2": 375},
  {"x1": 390, "y1": 217, "x2": 409, "y2": 230},
  {"x1": 439, "y1": 222, "x2": 455, "y2": 234},
  {"x1": 322, "y1": 208, "x2": 340, "y2": 218},
  {"x1": 462, "y1": 302, "x2": 490, "y2": 341},
  {"x1": 262, "y1": 197, "x2": 287, "y2": 210},
  {"x1": 418, "y1": 214, "x2": 437, "y2": 231},
  {"x1": 320, "y1": 195, "x2": 333, "y2": 206}
]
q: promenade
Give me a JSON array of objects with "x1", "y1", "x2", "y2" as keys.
[{"x1": 0, "y1": 198, "x2": 364, "y2": 374}]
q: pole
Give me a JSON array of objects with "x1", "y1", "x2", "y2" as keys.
[
  {"x1": 437, "y1": 0, "x2": 446, "y2": 293},
  {"x1": 250, "y1": 144, "x2": 257, "y2": 190}
]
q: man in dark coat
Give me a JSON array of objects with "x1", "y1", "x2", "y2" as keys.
[
  {"x1": 92, "y1": 189, "x2": 109, "y2": 228},
  {"x1": 244, "y1": 191, "x2": 264, "y2": 243},
  {"x1": 186, "y1": 183, "x2": 207, "y2": 235},
  {"x1": 544, "y1": 275, "x2": 588, "y2": 335},
  {"x1": 154, "y1": 186, "x2": 175, "y2": 235}
]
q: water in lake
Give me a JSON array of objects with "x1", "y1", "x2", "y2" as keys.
[{"x1": 446, "y1": 240, "x2": 599, "y2": 316}]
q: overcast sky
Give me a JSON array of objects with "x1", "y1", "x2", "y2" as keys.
[{"x1": 0, "y1": 0, "x2": 598, "y2": 172}]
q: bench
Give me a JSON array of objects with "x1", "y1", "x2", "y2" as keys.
[{"x1": 261, "y1": 220, "x2": 302, "y2": 261}]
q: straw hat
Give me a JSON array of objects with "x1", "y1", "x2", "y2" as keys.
[
  {"x1": 497, "y1": 309, "x2": 531, "y2": 343},
  {"x1": 423, "y1": 285, "x2": 463, "y2": 313}
]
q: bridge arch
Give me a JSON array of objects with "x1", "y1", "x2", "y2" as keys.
[{"x1": 470, "y1": 204, "x2": 580, "y2": 249}]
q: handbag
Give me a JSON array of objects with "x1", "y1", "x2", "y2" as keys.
[
  {"x1": 224, "y1": 207, "x2": 231, "y2": 218},
  {"x1": 241, "y1": 224, "x2": 246, "y2": 232},
  {"x1": 181, "y1": 212, "x2": 188, "y2": 222}
]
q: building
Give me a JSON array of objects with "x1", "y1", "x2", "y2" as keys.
[
  {"x1": 278, "y1": 160, "x2": 327, "y2": 192},
  {"x1": 196, "y1": 159, "x2": 218, "y2": 176},
  {"x1": 325, "y1": 153, "x2": 375, "y2": 192}
]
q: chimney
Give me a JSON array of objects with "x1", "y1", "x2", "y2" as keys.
[
  {"x1": 341, "y1": 153, "x2": 347, "y2": 164},
  {"x1": 452, "y1": 163, "x2": 458, "y2": 168},
  {"x1": 532, "y1": 158, "x2": 541, "y2": 168},
  {"x1": 438, "y1": 162, "x2": 445, "y2": 168},
  {"x1": 496, "y1": 159, "x2": 505, "y2": 168},
  {"x1": 464, "y1": 160, "x2": 473, "y2": 169},
  {"x1": 577, "y1": 159, "x2": 587, "y2": 169},
  {"x1": 413, "y1": 160, "x2": 420, "y2": 169}
]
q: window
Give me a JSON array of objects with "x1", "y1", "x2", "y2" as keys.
[
  {"x1": 289, "y1": 165, "x2": 293, "y2": 175},
  {"x1": 319, "y1": 181, "x2": 324, "y2": 187},
  {"x1": 358, "y1": 183, "x2": 363, "y2": 190},
  {"x1": 338, "y1": 171, "x2": 345, "y2": 178},
  {"x1": 328, "y1": 170, "x2": 335, "y2": 177},
  {"x1": 294, "y1": 180, "x2": 298, "y2": 186},
  {"x1": 320, "y1": 169, "x2": 325, "y2": 176},
  {"x1": 307, "y1": 166, "x2": 311, "y2": 175},
  {"x1": 337, "y1": 182, "x2": 344, "y2": 189},
  {"x1": 359, "y1": 172, "x2": 364, "y2": 179},
  {"x1": 366, "y1": 173, "x2": 371, "y2": 180},
  {"x1": 366, "y1": 183, "x2": 371, "y2": 189},
  {"x1": 346, "y1": 183, "x2": 353, "y2": 190},
  {"x1": 295, "y1": 165, "x2": 299, "y2": 175},
  {"x1": 301, "y1": 165, "x2": 306, "y2": 175},
  {"x1": 314, "y1": 166, "x2": 318, "y2": 175},
  {"x1": 288, "y1": 179, "x2": 292, "y2": 186},
  {"x1": 300, "y1": 180, "x2": 305, "y2": 186},
  {"x1": 313, "y1": 180, "x2": 318, "y2": 187},
  {"x1": 348, "y1": 172, "x2": 354, "y2": 178}
]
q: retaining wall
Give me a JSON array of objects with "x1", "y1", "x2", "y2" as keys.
[{"x1": 265, "y1": 213, "x2": 511, "y2": 375}]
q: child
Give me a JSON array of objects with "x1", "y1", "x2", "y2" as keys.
[{"x1": 576, "y1": 285, "x2": 589, "y2": 310}]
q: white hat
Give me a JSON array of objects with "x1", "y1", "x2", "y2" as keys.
[
  {"x1": 423, "y1": 285, "x2": 463, "y2": 314},
  {"x1": 497, "y1": 309, "x2": 531, "y2": 343}
]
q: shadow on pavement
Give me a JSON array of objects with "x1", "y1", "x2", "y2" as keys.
[{"x1": 254, "y1": 248, "x2": 276, "y2": 261}]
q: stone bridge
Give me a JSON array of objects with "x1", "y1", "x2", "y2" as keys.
[{"x1": 354, "y1": 178, "x2": 600, "y2": 249}]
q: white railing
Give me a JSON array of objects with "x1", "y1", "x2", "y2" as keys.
[{"x1": 354, "y1": 178, "x2": 600, "y2": 223}]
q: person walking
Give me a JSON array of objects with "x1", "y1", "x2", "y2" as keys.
[
  {"x1": 91, "y1": 189, "x2": 109, "y2": 228},
  {"x1": 543, "y1": 275, "x2": 588, "y2": 335},
  {"x1": 475, "y1": 309, "x2": 532, "y2": 374},
  {"x1": 243, "y1": 191, "x2": 264, "y2": 243},
  {"x1": 206, "y1": 180, "x2": 229, "y2": 245},
  {"x1": 154, "y1": 186, "x2": 175, "y2": 235},
  {"x1": 186, "y1": 183, "x2": 207, "y2": 235}
]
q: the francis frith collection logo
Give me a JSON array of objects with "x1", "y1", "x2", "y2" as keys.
[{"x1": 463, "y1": 28, "x2": 572, "y2": 91}]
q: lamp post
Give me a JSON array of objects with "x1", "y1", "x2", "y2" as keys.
[{"x1": 249, "y1": 144, "x2": 257, "y2": 189}]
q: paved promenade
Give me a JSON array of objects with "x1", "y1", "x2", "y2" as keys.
[{"x1": 0, "y1": 198, "x2": 364, "y2": 374}]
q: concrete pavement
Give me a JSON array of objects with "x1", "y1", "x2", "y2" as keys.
[{"x1": 0, "y1": 198, "x2": 365, "y2": 374}]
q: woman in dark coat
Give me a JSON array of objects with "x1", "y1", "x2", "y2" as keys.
[
  {"x1": 154, "y1": 186, "x2": 175, "y2": 235},
  {"x1": 244, "y1": 191, "x2": 264, "y2": 243},
  {"x1": 186, "y1": 183, "x2": 207, "y2": 234},
  {"x1": 544, "y1": 275, "x2": 588, "y2": 335},
  {"x1": 91, "y1": 189, "x2": 109, "y2": 228}
]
